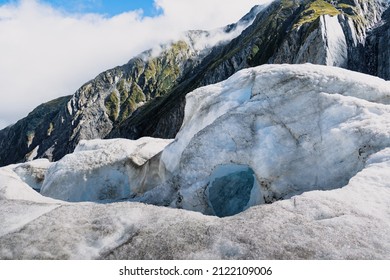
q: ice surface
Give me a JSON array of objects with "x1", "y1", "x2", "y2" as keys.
[
  {"x1": 0, "y1": 200, "x2": 60, "y2": 239},
  {"x1": 206, "y1": 164, "x2": 264, "y2": 217},
  {"x1": 161, "y1": 69, "x2": 255, "y2": 173}
]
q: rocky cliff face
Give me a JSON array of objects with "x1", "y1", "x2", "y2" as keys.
[
  {"x1": 0, "y1": 41, "x2": 201, "y2": 164},
  {"x1": 270, "y1": 0, "x2": 387, "y2": 67},
  {"x1": 356, "y1": 7, "x2": 390, "y2": 79},
  {"x1": 0, "y1": 0, "x2": 389, "y2": 166},
  {"x1": 0, "y1": 96, "x2": 71, "y2": 166}
]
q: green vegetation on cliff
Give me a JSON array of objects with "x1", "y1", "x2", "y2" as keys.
[
  {"x1": 294, "y1": 0, "x2": 341, "y2": 28},
  {"x1": 105, "y1": 40, "x2": 192, "y2": 124},
  {"x1": 105, "y1": 91, "x2": 120, "y2": 122}
]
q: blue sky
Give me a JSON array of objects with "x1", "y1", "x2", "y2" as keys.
[{"x1": 0, "y1": 0, "x2": 160, "y2": 17}]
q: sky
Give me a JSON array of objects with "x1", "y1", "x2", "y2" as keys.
[
  {"x1": 0, "y1": 0, "x2": 268, "y2": 129},
  {"x1": 0, "y1": 0, "x2": 160, "y2": 16},
  {"x1": 41, "y1": 0, "x2": 162, "y2": 17}
]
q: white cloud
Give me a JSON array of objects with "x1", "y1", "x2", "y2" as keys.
[
  {"x1": 155, "y1": 0, "x2": 271, "y2": 29},
  {"x1": 0, "y1": 0, "x2": 269, "y2": 129}
]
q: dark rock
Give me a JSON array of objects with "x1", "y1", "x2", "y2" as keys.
[{"x1": 357, "y1": 7, "x2": 390, "y2": 80}]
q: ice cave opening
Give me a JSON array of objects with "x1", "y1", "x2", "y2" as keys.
[{"x1": 206, "y1": 164, "x2": 263, "y2": 217}]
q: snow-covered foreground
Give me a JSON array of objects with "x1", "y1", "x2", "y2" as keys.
[
  {"x1": 1, "y1": 148, "x2": 390, "y2": 259},
  {"x1": 1, "y1": 64, "x2": 390, "y2": 259}
]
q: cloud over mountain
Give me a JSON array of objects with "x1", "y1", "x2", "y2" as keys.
[{"x1": 0, "y1": 0, "x2": 267, "y2": 128}]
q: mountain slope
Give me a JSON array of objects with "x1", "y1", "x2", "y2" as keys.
[{"x1": 0, "y1": 96, "x2": 71, "y2": 166}]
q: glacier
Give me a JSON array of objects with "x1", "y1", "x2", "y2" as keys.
[{"x1": 1, "y1": 64, "x2": 390, "y2": 259}]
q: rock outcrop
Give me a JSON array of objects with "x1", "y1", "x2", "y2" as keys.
[
  {"x1": 357, "y1": 7, "x2": 390, "y2": 79},
  {"x1": 0, "y1": 96, "x2": 71, "y2": 166}
]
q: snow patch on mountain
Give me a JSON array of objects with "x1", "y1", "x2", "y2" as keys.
[{"x1": 321, "y1": 15, "x2": 348, "y2": 67}]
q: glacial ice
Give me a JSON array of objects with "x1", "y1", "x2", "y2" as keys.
[
  {"x1": 1, "y1": 64, "x2": 390, "y2": 259},
  {"x1": 0, "y1": 159, "x2": 57, "y2": 203},
  {"x1": 13, "y1": 159, "x2": 52, "y2": 192}
]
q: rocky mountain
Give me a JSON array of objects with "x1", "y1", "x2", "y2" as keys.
[
  {"x1": 0, "y1": 39, "x2": 204, "y2": 166},
  {"x1": 1, "y1": 0, "x2": 390, "y2": 166},
  {"x1": 1, "y1": 64, "x2": 390, "y2": 259},
  {"x1": 0, "y1": 4, "x2": 262, "y2": 166}
]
